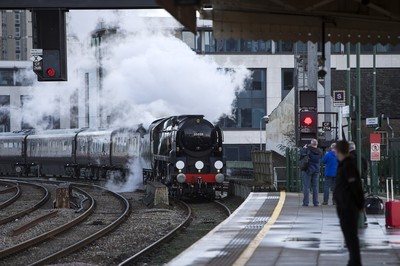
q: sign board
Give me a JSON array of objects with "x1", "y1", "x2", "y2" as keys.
[
  {"x1": 333, "y1": 90, "x2": 346, "y2": 107},
  {"x1": 371, "y1": 143, "x2": 381, "y2": 161},
  {"x1": 322, "y1": 122, "x2": 332, "y2": 131},
  {"x1": 366, "y1": 117, "x2": 379, "y2": 128},
  {"x1": 30, "y1": 48, "x2": 43, "y2": 56},
  {"x1": 370, "y1": 133, "x2": 381, "y2": 161},
  {"x1": 30, "y1": 55, "x2": 43, "y2": 62},
  {"x1": 33, "y1": 61, "x2": 42, "y2": 71},
  {"x1": 342, "y1": 105, "x2": 350, "y2": 118},
  {"x1": 370, "y1": 133, "x2": 381, "y2": 144}
]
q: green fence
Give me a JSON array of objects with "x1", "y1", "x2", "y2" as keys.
[
  {"x1": 286, "y1": 147, "x2": 400, "y2": 195},
  {"x1": 376, "y1": 150, "x2": 400, "y2": 194}
]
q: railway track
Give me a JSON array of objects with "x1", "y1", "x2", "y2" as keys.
[
  {"x1": 0, "y1": 180, "x2": 50, "y2": 225},
  {"x1": 119, "y1": 199, "x2": 231, "y2": 266},
  {"x1": 0, "y1": 180, "x2": 130, "y2": 266},
  {"x1": 0, "y1": 180, "x2": 21, "y2": 210}
]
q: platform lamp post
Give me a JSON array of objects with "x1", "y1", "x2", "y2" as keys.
[{"x1": 259, "y1": 115, "x2": 268, "y2": 151}]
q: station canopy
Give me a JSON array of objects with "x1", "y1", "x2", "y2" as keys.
[{"x1": 162, "y1": 0, "x2": 400, "y2": 44}]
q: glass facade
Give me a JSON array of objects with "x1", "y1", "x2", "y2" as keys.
[
  {"x1": 219, "y1": 68, "x2": 266, "y2": 129},
  {"x1": 331, "y1": 42, "x2": 400, "y2": 54},
  {"x1": 180, "y1": 30, "x2": 400, "y2": 55},
  {"x1": 225, "y1": 144, "x2": 260, "y2": 161}
]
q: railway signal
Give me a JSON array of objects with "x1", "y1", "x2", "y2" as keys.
[
  {"x1": 299, "y1": 110, "x2": 318, "y2": 145},
  {"x1": 32, "y1": 9, "x2": 67, "y2": 81}
]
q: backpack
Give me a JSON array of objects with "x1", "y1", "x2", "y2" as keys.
[
  {"x1": 365, "y1": 195, "x2": 384, "y2": 215},
  {"x1": 299, "y1": 148, "x2": 310, "y2": 171}
]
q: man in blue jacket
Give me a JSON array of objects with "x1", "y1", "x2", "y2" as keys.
[
  {"x1": 322, "y1": 143, "x2": 338, "y2": 205},
  {"x1": 300, "y1": 139, "x2": 322, "y2": 206}
]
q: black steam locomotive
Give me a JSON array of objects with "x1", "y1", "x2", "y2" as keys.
[
  {"x1": 149, "y1": 115, "x2": 224, "y2": 198},
  {"x1": 0, "y1": 115, "x2": 224, "y2": 198}
]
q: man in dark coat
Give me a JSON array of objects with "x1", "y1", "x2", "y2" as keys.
[
  {"x1": 300, "y1": 139, "x2": 322, "y2": 206},
  {"x1": 334, "y1": 140, "x2": 365, "y2": 266}
]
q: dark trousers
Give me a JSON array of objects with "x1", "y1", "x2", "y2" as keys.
[
  {"x1": 337, "y1": 206, "x2": 362, "y2": 266},
  {"x1": 323, "y1": 176, "x2": 336, "y2": 203}
]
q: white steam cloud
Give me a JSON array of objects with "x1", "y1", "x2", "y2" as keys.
[{"x1": 19, "y1": 10, "x2": 249, "y2": 191}]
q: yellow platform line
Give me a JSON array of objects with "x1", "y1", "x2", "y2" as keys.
[{"x1": 233, "y1": 191, "x2": 286, "y2": 266}]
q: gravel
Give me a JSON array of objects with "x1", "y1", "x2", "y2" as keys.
[
  {"x1": 135, "y1": 196, "x2": 244, "y2": 266},
  {"x1": 54, "y1": 191, "x2": 187, "y2": 266}
]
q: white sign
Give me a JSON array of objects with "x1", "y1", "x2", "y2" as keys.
[
  {"x1": 366, "y1": 117, "x2": 379, "y2": 127},
  {"x1": 371, "y1": 143, "x2": 380, "y2": 161},
  {"x1": 333, "y1": 90, "x2": 346, "y2": 107},
  {"x1": 30, "y1": 55, "x2": 43, "y2": 62},
  {"x1": 30, "y1": 48, "x2": 43, "y2": 56},
  {"x1": 342, "y1": 105, "x2": 350, "y2": 118}
]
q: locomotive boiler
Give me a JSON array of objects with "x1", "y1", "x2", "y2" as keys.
[{"x1": 149, "y1": 115, "x2": 224, "y2": 198}]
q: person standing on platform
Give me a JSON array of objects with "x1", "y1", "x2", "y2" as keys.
[
  {"x1": 322, "y1": 143, "x2": 338, "y2": 205},
  {"x1": 334, "y1": 140, "x2": 364, "y2": 266},
  {"x1": 300, "y1": 139, "x2": 322, "y2": 207}
]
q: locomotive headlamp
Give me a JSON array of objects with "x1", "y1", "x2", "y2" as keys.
[
  {"x1": 176, "y1": 160, "x2": 185, "y2": 170},
  {"x1": 214, "y1": 160, "x2": 223, "y2": 170},
  {"x1": 177, "y1": 173, "x2": 186, "y2": 183},
  {"x1": 15, "y1": 166, "x2": 22, "y2": 173},
  {"x1": 195, "y1": 161, "x2": 204, "y2": 170},
  {"x1": 215, "y1": 173, "x2": 224, "y2": 183}
]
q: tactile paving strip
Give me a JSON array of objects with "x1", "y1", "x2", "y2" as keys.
[{"x1": 206, "y1": 194, "x2": 279, "y2": 266}]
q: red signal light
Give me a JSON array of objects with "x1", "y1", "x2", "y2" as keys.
[
  {"x1": 46, "y1": 68, "x2": 56, "y2": 77},
  {"x1": 303, "y1": 116, "x2": 313, "y2": 126}
]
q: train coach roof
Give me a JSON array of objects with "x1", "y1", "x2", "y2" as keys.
[
  {"x1": 77, "y1": 129, "x2": 114, "y2": 137},
  {"x1": 26, "y1": 128, "x2": 85, "y2": 140}
]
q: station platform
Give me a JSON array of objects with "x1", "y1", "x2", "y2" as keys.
[{"x1": 169, "y1": 192, "x2": 400, "y2": 266}]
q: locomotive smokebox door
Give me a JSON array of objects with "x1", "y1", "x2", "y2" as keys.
[{"x1": 55, "y1": 183, "x2": 71, "y2": 208}]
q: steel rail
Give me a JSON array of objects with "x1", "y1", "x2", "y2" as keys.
[
  {"x1": 118, "y1": 199, "x2": 192, "y2": 266},
  {"x1": 0, "y1": 180, "x2": 49, "y2": 225},
  {"x1": 31, "y1": 184, "x2": 130, "y2": 266},
  {"x1": 0, "y1": 181, "x2": 21, "y2": 210},
  {"x1": 214, "y1": 200, "x2": 232, "y2": 216},
  {"x1": 0, "y1": 186, "x2": 95, "y2": 259}
]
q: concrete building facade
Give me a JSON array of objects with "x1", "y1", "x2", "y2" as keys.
[{"x1": 0, "y1": 10, "x2": 32, "y2": 61}]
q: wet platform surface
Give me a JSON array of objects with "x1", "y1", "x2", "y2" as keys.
[{"x1": 169, "y1": 192, "x2": 400, "y2": 266}]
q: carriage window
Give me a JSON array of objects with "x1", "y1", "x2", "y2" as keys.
[
  {"x1": 3, "y1": 142, "x2": 7, "y2": 148},
  {"x1": 8, "y1": 142, "x2": 12, "y2": 148}
]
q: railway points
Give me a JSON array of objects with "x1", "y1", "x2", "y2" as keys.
[{"x1": 170, "y1": 192, "x2": 400, "y2": 266}]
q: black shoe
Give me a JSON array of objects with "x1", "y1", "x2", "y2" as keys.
[
  {"x1": 322, "y1": 202, "x2": 328, "y2": 205},
  {"x1": 302, "y1": 204, "x2": 308, "y2": 207}
]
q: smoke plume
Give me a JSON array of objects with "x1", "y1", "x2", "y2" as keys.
[{"x1": 19, "y1": 10, "x2": 249, "y2": 191}]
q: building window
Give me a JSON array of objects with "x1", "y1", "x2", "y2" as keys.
[
  {"x1": 219, "y1": 68, "x2": 267, "y2": 129},
  {"x1": 0, "y1": 69, "x2": 14, "y2": 86},
  {"x1": 0, "y1": 95, "x2": 10, "y2": 132},
  {"x1": 70, "y1": 90, "x2": 79, "y2": 128},
  {"x1": 282, "y1": 68, "x2": 294, "y2": 99},
  {"x1": 276, "y1": 41, "x2": 294, "y2": 53},
  {"x1": 204, "y1": 31, "x2": 215, "y2": 53},
  {"x1": 181, "y1": 31, "x2": 200, "y2": 52},
  {"x1": 15, "y1": 26, "x2": 20, "y2": 37},
  {"x1": 21, "y1": 95, "x2": 33, "y2": 129},
  {"x1": 246, "y1": 69, "x2": 266, "y2": 90}
]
